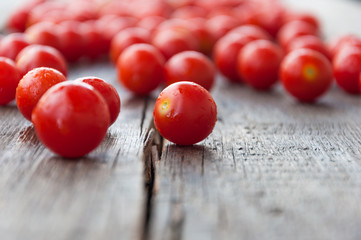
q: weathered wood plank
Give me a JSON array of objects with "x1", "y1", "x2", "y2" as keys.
[
  {"x1": 0, "y1": 61, "x2": 153, "y2": 240},
  {"x1": 149, "y1": 1, "x2": 361, "y2": 239}
]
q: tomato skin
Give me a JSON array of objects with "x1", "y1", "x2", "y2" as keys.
[
  {"x1": 328, "y1": 34, "x2": 361, "y2": 60},
  {"x1": 0, "y1": 57, "x2": 21, "y2": 105},
  {"x1": 32, "y1": 81, "x2": 110, "y2": 158},
  {"x1": 16, "y1": 44, "x2": 67, "y2": 77},
  {"x1": 205, "y1": 15, "x2": 239, "y2": 41},
  {"x1": 277, "y1": 20, "x2": 319, "y2": 50},
  {"x1": 286, "y1": 35, "x2": 331, "y2": 60},
  {"x1": 75, "y1": 77, "x2": 121, "y2": 125},
  {"x1": 281, "y1": 49, "x2": 333, "y2": 102},
  {"x1": 110, "y1": 27, "x2": 151, "y2": 63},
  {"x1": 228, "y1": 24, "x2": 272, "y2": 41},
  {"x1": 238, "y1": 40, "x2": 283, "y2": 90},
  {"x1": 333, "y1": 45, "x2": 361, "y2": 94},
  {"x1": 25, "y1": 22, "x2": 60, "y2": 50},
  {"x1": 117, "y1": 43, "x2": 165, "y2": 95},
  {"x1": 0, "y1": 33, "x2": 30, "y2": 60},
  {"x1": 153, "y1": 81, "x2": 217, "y2": 145},
  {"x1": 16, "y1": 67, "x2": 66, "y2": 121},
  {"x1": 213, "y1": 33, "x2": 255, "y2": 82},
  {"x1": 165, "y1": 51, "x2": 215, "y2": 91}
]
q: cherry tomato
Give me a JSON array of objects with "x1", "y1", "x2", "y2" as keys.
[
  {"x1": 281, "y1": 49, "x2": 333, "y2": 102},
  {"x1": 213, "y1": 33, "x2": 256, "y2": 82},
  {"x1": 75, "y1": 77, "x2": 121, "y2": 125},
  {"x1": 283, "y1": 11, "x2": 320, "y2": 30},
  {"x1": 16, "y1": 44, "x2": 67, "y2": 77},
  {"x1": 153, "y1": 81, "x2": 217, "y2": 145},
  {"x1": 327, "y1": 34, "x2": 361, "y2": 60},
  {"x1": 286, "y1": 35, "x2": 331, "y2": 60},
  {"x1": 0, "y1": 57, "x2": 21, "y2": 105},
  {"x1": 117, "y1": 43, "x2": 165, "y2": 95},
  {"x1": 81, "y1": 21, "x2": 108, "y2": 60},
  {"x1": 170, "y1": 5, "x2": 208, "y2": 19},
  {"x1": 333, "y1": 45, "x2": 361, "y2": 94},
  {"x1": 205, "y1": 15, "x2": 239, "y2": 41},
  {"x1": 277, "y1": 20, "x2": 319, "y2": 50},
  {"x1": 238, "y1": 40, "x2": 283, "y2": 90},
  {"x1": 0, "y1": 33, "x2": 30, "y2": 60},
  {"x1": 165, "y1": 51, "x2": 215, "y2": 91},
  {"x1": 6, "y1": 0, "x2": 46, "y2": 32},
  {"x1": 110, "y1": 27, "x2": 151, "y2": 63},
  {"x1": 137, "y1": 16, "x2": 166, "y2": 34},
  {"x1": 228, "y1": 24, "x2": 272, "y2": 41},
  {"x1": 16, "y1": 67, "x2": 66, "y2": 121},
  {"x1": 152, "y1": 28, "x2": 199, "y2": 60},
  {"x1": 32, "y1": 81, "x2": 110, "y2": 158},
  {"x1": 57, "y1": 21, "x2": 86, "y2": 62},
  {"x1": 25, "y1": 22, "x2": 60, "y2": 50}
]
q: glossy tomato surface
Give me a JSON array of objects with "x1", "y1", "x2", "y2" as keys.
[
  {"x1": 238, "y1": 39, "x2": 283, "y2": 90},
  {"x1": 0, "y1": 33, "x2": 30, "y2": 60},
  {"x1": 0, "y1": 57, "x2": 21, "y2": 105},
  {"x1": 32, "y1": 81, "x2": 110, "y2": 158},
  {"x1": 165, "y1": 51, "x2": 215, "y2": 91},
  {"x1": 286, "y1": 35, "x2": 331, "y2": 60},
  {"x1": 75, "y1": 77, "x2": 121, "y2": 125},
  {"x1": 117, "y1": 43, "x2": 165, "y2": 95},
  {"x1": 16, "y1": 44, "x2": 67, "y2": 77},
  {"x1": 153, "y1": 81, "x2": 217, "y2": 145},
  {"x1": 281, "y1": 49, "x2": 333, "y2": 102},
  {"x1": 333, "y1": 45, "x2": 361, "y2": 94},
  {"x1": 16, "y1": 67, "x2": 66, "y2": 121}
]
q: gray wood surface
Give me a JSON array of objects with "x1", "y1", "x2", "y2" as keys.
[{"x1": 0, "y1": 0, "x2": 361, "y2": 240}]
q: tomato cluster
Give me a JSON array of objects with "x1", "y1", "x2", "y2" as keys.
[{"x1": 3, "y1": 0, "x2": 361, "y2": 150}]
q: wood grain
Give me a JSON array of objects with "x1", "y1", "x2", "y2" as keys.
[
  {"x1": 0, "y1": 62, "x2": 154, "y2": 240},
  {"x1": 148, "y1": 1, "x2": 361, "y2": 239}
]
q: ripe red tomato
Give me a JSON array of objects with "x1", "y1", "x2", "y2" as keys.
[
  {"x1": 25, "y1": 22, "x2": 60, "y2": 50},
  {"x1": 213, "y1": 33, "x2": 255, "y2": 82},
  {"x1": 238, "y1": 40, "x2": 283, "y2": 90},
  {"x1": 286, "y1": 35, "x2": 331, "y2": 60},
  {"x1": 283, "y1": 11, "x2": 320, "y2": 30},
  {"x1": 81, "y1": 20, "x2": 108, "y2": 60},
  {"x1": 32, "y1": 81, "x2": 110, "y2": 158},
  {"x1": 57, "y1": 21, "x2": 86, "y2": 62},
  {"x1": 281, "y1": 49, "x2": 333, "y2": 102},
  {"x1": 110, "y1": 27, "x2": 151, "y2": 63},
  {"x1": 75, "y1": 77, "x2": 121, "y2": 125},
  {"x1": 153, "y1": 81, "x2": 217, "y2": 145},
  {"x1": 228, "y1": 24, "x2": 272, "y2": 41},
  {"x1": 0, "y1": 33, "x2": 30, "y2": 60},
  {"x1": 0, "y1": 57, "x2": 21, "y2": 105},
  {"x1": 152, "y1": 28, "x2": 199, "y2": 60},
  {"x1": 117, "y1": 43, "x2": 165, "y2": 95},
  {"x1": 327, "y1": 34, "x2": 361, "y2": 60},
  {"x1": 16, "y1": 67, "x2": 66, "y2": 121},
  {"x1": 16, "y1": 44, "x2": 67, "y2": 77},
  {"x1": 164, "y1": 51, "x2": 215, "y2": 91},
  {"x1": 205, "y1": 14, "x2": 239, "y2": 41},
  {"x1": 333, "y1": 45, "x2": 361, "y2": 94},
  {"x1": 137, "y1": 16, "x2": 166, "y2": 34},
  {"x1": 277, "y1": 20, "x2": 319, "y2": 50}
]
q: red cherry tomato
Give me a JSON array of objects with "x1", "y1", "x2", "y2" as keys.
[
  {"x1": 16, "y1": 44, "x2": 67, "y2": 77},
  {"x1": 80, "y1": 20, "x2": 108, "y2": 60},
  {"x1": 75, "y1": 77, "x2": 121, "y2": 125},
  {"x1": 57, "y1": 21, "x2": 86, "y2": 62},
  {"x1": 283, "y1": 11, "x2": 320, "y2": 30},
  {"x1": 32, "y1": 81, "x2": 110, "y2": 158},
  {"x1": 286, "y1": 35, "x2": 331, "y2": 60},
  {"x1": 205, "y1": 14, "x2": 239, "y2": 41},
  {"x1": 153, "y1": 81, "x2": 217, "y2": 145},
  {"x1": 333, "y1": 45, "x2": 361, "y2": 94},
  {"x1": 281, "y1": 49, "x2": 333, "y2": 102},
  {"x1": 327, "y1": 34, "x2": 361, "y2": 60},
  {"x1": 228, "y1": 24, "x2": 272, "y2": 41},
  {"x1": 213, "y1": 33, "x2": 255, "y2": 82},
  {"x1": 170, "y1": 5, "x2": 208, "y2": 19},
  {"x1": 152, "y1": 28, "x2": 199, "y2": 60},
  {"x1": 277, "y1": 20, "x2": 319, "y2": 50},
  {"x1": 110, "y1": 27, "x2": 151, "y2": 63},
  {"x1": 137, "y1": 16, "x2": 166, "y2": 34},
  {"x1": 0, "y1": 57, "x2": 21, "y2": 105},
  {"x1": 117, "y1": 43, "x2": 165, "y2": 95},
  {"x1": 16, "y1": 67, "x2": 66, "y2": 121},
  {"x1": 165, "y1": 51, "x2": 215, "y2": 91},
  {"x1": 25, "y1": 22, "x2": 60, "y2": 50},
  {"x1": 238, "y1": 40, "x2": 283, "y2": 90},
  {"x1": 0, "y1": 33, "x2": 30, "y2": 60}
]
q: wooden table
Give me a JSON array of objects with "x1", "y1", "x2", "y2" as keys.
[{"x1": 1, "y1": 0, "x2": 361, "y2": 239}]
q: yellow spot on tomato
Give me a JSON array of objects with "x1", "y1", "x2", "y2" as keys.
[
  {"x1": 159, "y1": 99, "x2": 171, "y2": 115},
  {"x1": 303, "y1": 64, "x2": 318, "y2": 81}
]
